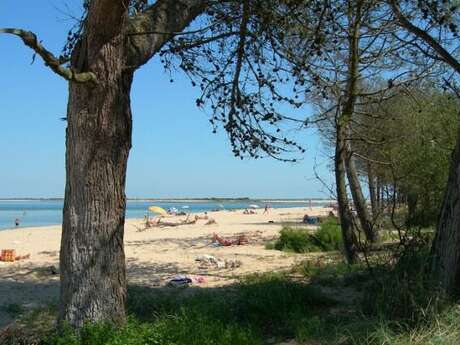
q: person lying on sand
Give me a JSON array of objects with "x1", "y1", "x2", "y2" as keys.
[
  {"x1": 212, "y1": 233, "x2": 248, "y2": 246},
  {"x1": 205, "y1": 218, "x2": 217, "y2": 225},
  {"x1": 144, "y1": 215, "x2": 161, "y2": 228}
]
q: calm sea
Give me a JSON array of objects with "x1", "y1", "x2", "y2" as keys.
[{"x1": 0, "y1": 199, "x2": 332, "y2": 230}]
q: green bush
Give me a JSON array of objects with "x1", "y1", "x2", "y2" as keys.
[
  {"x1": 314, "y1": 218, "x2": 343, "y2": 251},
  {"x1": 274, "y1": 227, "x2": 319, "y2": 252},
  {"x1": 272, "y1": 218, "x2": 342, "y2": 253}
]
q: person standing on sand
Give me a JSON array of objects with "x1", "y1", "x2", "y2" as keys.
[
  {"x1": 263, "y1": 205, "x2": 269, "y2": 214},
  {"x1": 15, "y1": 218, "x2": 20, "y2": 227}
]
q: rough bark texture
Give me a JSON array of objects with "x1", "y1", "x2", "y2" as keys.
[
  {"x1": 56, "y1": 0, "x2": 209, "y2": 328},
  {"x1": 59, "y1": 1, "x2": 132, "y2": 327},
  {"x1": 127, "y1": 0, "x2": 206, "y2": 68},
  {"x1": 346, "y1": 150, "x2": 377, "y2": 242},
  {"x1": 431, "y1": 131, "x2": 460, "y2": 294}
]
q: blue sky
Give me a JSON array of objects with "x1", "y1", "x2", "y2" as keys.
[{"x1": 0, "y1": 1, "x2": 333, "y2": 199}]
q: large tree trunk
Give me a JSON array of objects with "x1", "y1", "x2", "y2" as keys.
[
  {"x1": 58, "y1": 1, "x2": 133, "y2": 328},
  {"x1": 59, "y1": 75, "x2": 133, "y2": 328},
  {"x1": 431, "y1": 130, "x2": 460, "y2": 294},
  {"x1": 345, "y1": 149, "x2": 377, "y2": 242}
]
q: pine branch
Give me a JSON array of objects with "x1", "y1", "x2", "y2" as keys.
[{"x1": 0, "y1": 28, "x2": 97, "y2": 83}]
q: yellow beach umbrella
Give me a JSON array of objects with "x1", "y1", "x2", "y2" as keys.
[{"x1": 148, "y1": 206, "x2": 168, "y2": 215}]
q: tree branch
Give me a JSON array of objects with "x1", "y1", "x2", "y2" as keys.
[
  {"x1": 0, "y1": 28, "x2": 96, "y2": 83},
  {"x1": 126, "y1": 0, "x2": 207, "y2": 69},
  {"x1": 389, "y1": 0, "x2": 460, "y2": 75}
]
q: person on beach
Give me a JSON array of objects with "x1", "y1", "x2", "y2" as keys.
[
  {"x1": 212, "y1": 233, "x2": 248, "y2": 246},
  {"x1": 263, "y1": 205, "x2": 269, "y2": 214},
  {"x1": 14, "y1": 218, "x2": 20, "y2": 227}
]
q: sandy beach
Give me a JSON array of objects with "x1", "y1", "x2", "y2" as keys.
[{"x1": 0, "y1": 206, "x2": 330, "y2": 327}]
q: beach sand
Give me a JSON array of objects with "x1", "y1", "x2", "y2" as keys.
[{"x1": 0, "y1": 206, "x2": 331, "y2": 327}]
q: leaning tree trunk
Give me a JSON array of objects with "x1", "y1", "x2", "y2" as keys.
[
  {"x1": 335, "y1": 122, "x2": 359, "y2": 264},
  {"x1": 431, "y1": 129, "x2": 460, "y2": 295},
  {"x1": 345, "y1": 148, "x2": 377, "y2": 242},
  {"x1": 58, "y1": 1, "x2": 133, "y2": 328}
]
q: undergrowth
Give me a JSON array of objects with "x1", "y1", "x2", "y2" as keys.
[
  {"x1": 268, "y1": 217, "x2": 342, "y2": 253},
  {"x1": 31, "y1": 273, "x2": 335, "y2": 345},
  {"x1": 3, "y1": 232, "x2": 457, "y2": 345}
]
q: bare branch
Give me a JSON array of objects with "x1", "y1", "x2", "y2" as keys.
[
  {"x1": 0, "y1": 28, "x2": 96, "y2": 83},
  {"x1": 389, "y1": 0, "x2": 460, "y2": 75}
]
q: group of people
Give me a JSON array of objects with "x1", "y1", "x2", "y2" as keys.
[{"x1": 243, "y1": 204, "x2": 271, "y2": 215}]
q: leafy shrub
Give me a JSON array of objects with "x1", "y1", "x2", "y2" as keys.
[
  {"x1": 274, "y1": 227, "x2": 319, "y2": 253},
  {"x1": 313, "y1": 218, "x2": 343, "y2": 251},
  {"x1": 272, "y1": 218, "x2": 342, "y2": 253}
]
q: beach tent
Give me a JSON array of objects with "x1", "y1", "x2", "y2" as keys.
[{"x1": 148, "y1": 206, "x2": 168, "y2": 216}]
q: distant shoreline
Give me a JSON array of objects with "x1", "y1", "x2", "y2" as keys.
[{"x1": 0, "y1": 197, "x2": 335, "y2": 203}]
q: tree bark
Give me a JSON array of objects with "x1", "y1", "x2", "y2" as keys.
[
  {"x1": 431, "y1": 130, "x2": 460, "y2": 294},
  {"x1": 59, "y1": 0, "x2": 133, "y2": 328},
  {"x1": 335, "y1": 123, "x2": 359, "y2": 264},
  {"x1": 367, "y1": 162, "x2": 378, "y2": 220},
  {"x1": 346, "y1": 149, "x2": 377, "y2": 242}
]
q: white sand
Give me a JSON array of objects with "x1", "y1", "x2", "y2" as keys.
[{"x1": 0, "y1": 206, "x2": 331, "y2": 326}]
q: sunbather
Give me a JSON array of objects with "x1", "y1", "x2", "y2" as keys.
[{"x1": 212, "y1": 233, "x2": 248, "y2": 246}]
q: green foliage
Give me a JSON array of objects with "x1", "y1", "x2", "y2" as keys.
[
  {"x1": 274, "y1": 227, "x2": 319, "y2": 252},
  {"x1": 356, "y1": 88, "x2": 459, "y2": 227},
  {"x1": 235, "y1": 273, "x2": 334, "y2": 336},
  {"x1": 264, "y1": 241, "x2": 276, "y2": 250},
  {"x1": 272, "y1": 218, "x2": 342, "y2": 253},
  {"x1": 5, "y1": 261, "x2": 459, "y2": 345},
  {"x1": 361, "y1": 240, "x2": 444, "y2": 324},
  {"x1": 41, "y1": 274, "x2": 334, "y2": 345},
  {"x1": 298, "y1": 259, "x2": 369, "y2": 286},
  {"x1": 314, "y1": 218, "x2": 343, "y2": 251},
  {"x1": 354, "y1": 306, "x2": 460, "y2": 345}
]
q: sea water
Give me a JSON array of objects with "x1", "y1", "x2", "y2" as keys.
[{"x1": 0, "y1": 199, "x2": 332, "y2": 230}]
